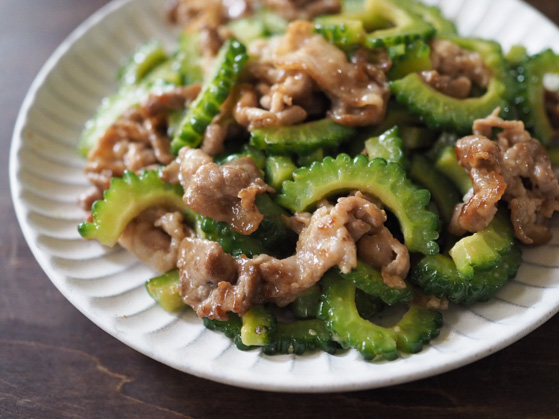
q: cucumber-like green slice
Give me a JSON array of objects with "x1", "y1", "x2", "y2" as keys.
[
  {"x1": 363, "y1": 0, "x2": 435, "y2": 48},
  {"x1": 170, "y1": 38, "x2": 248, "y2": 153},
  {"x1": 241, "y1": 306, "x2": 277, "y2": 346},
  {"x1": 79, "y1": 44, "x2": 190, "y2": 157},
  {"x1": 339, "y1": 261, "x2": 414, "y2": 305},
  {"x1": 262, "y1": 318, "x2": 338, "y2": 355},
  {"x1": 364, "y1": 126, "x2": 406, "y2": 166},
  {"x1": 277, "y1": 153, "x2": 440, "y2": 255},
  {"x1": 409, "y1": 153, "x2": 462, "y2": 224},
  {"x1": 203, "y1": 313, "x2": 252, "y2": 350},
  {"x1": 449, "y1": 211, "x2": 515, "y2": 279},
  {"x1": 265, "y1": 155, "x2": 297, "y2": 190},
  {"x1": 412, "y1": 244, "x2": 522, "y2": 304},
  {"x1": 387, "y1": 40, "x2": 432, "y2": 80},
  {"x1": 313, "y1": 19, "x2": 366, "y2": 50},
  {"x1": 175, "y1": 32, "x2": 204, "y2": 85},
  {"x1": 319, "y1": 272, "x2": 442, "y2": 360},
  {"x1": 249, "y1": 119, "x2": 356, "y2": 154},
  {"x1": 118, "y1": 40, "x2": 168, "y2": 86},
  {"x1": 394, "y1": 0, "x2": 457, "y2": 36},
  {"x1": 290, "y1": 285, "x2": 322, "y2": 319},
  {"x1": 516, "y1": 49, "x2": 559, "y2": 144},
  {"x1": 434, "y1": 145, "x2": 473, "y2": 195},
  {"x1": 145, "y1": 269, "x2": 185, "y2": 312},
  {"x1": 78, "y1": 170, "x2": 190, "y2": 247},
  {"x1": 390, "y1": 37, "x2": 513, "y2": 134}
]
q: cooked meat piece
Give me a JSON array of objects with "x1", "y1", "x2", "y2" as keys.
[
  {"x1": 179, "y1": 148, "x2": 272, "y2": 234},
  {"x1": 453, "y1": 109, "x2": 559, "y2": 244},
  {"x1": 177, "y1": 194, "x2": 394, "y2": 318},
  {"x1": 451, "y1": 135, "x2": 507, "y2": 234},
  {"x1": 274, "y1": 21, "x2": 389, "y2": 126},
  {"x1": 119, "y1": 209, "x2": 192, "y2": 273},
  {"x1": 358, "y1": 228, "x2": 410, "y2": 289},
  {"x1": 254, "y1": 195, "x2": 387, "y2": 306},
  {"x1": 421, "y1": 39, "x2": 491, "y2": 98},
  {"x1": 420, "y1": 70, "x2": 472, "y2": 99},
  {"x1": 80, "y1": 86, "x2": 201, "y2": 211}
]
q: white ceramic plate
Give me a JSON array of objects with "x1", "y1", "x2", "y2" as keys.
[{"x1": 10, "y1": 0, "x2": 559, "y2": 393}]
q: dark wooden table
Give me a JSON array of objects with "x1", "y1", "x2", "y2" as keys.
[{"x1": 2, "y1": 1, "x2": 559, "y2": 417}]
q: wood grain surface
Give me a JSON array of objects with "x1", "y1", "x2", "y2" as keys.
[{"x1": 2, "y1": 1, "x2": 559, "y2": 417}]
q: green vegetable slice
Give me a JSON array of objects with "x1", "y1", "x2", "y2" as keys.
[
  {"x1": 262, "y1": 319, "x2": 338, "y2": 355},
  {"x1": 412, "y1": 244, "x2": 522, "y2": 303},
  {"x1": 449, "y1": 211, "x2": 515, "y2": 279},
  {"x1": 277, "y1": 153, "x2": 440, "y2": 255},
  {"x1": 319, "y1": 272, "x2": 442, "y2": 360},
  {"x1": 265, "y1": 155, "x2": 297, "y2": 190},
  {"x1": 118, "y1": 40, "x2": 168, "y2": 86},
  {"x1": 390, "y1": 37, "x2": 513, "y2": 134},
  {"x1": 250, "y1": 119, "x2": 356, "y2": 154},
  {"x1": 241, "y1": 306, "x2": 277, "y2": 346},
  {"x1": 363, "y1": 0, "x2": 435, "y2": 48},
  {"x1": 339, "y1": 261, "x2": 414, "y2": 305},
  {"x1": 203, "y1": 314, "x2": 252, "y2": 350},
  {"x1": 78, "y1": 170, "x2": 190, "y2": 247},
  {"x1": 145, "y1": 269, "x2": 184, "y2": 312},
  {"x1": 171, "y1": 38, "x2": 248, "y2": 153},
  {"x1": 364, "y1": 126, "x2": 406, "y2": 166},
  {"x1": 516, "y1": 49, "x2": 559, "y2": 144},
  {"x1": 434, "y1": 145, "x2": 473, "y2": 195},
  {"x1": 408, "y1": 153, "x2": 462, "y2": 224}
]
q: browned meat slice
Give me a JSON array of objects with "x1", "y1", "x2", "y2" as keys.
[
  {"x1": 274, "y1": 21, "x2": 389, "y2": 126},
  {"x1": 545, "y1": 89, "x2": 559, "y2": 130},
  {"x1": 177, "y1": 237, "x2": 260, "y2": 320},
  {"x1": 177, "y1": 194, "x2": 395, "y2": 318},
  {"x1": 451, "y1": 135, "x2": 507, "y2": 234},
  {"x1": 119, "y1": 209, "x2": 192, "y2": 273},
  {"x1": 421, "y1": 39, "x2": 491, "y2": 98},
  {"x1": 254, "y1": 195, "x2": 387, "y2": 306},
  {"x1": 179, "y1": 148, "x2": 272, "y2": 235},
  {"x1": 453, "y1": 109, "x2": 559, "y2": 244},
  {"x1": 80, "y1": 86, "x2": 201, "y2": 210}
]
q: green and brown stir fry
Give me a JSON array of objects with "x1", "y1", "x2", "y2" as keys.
[{"x1": 78, "y1": 0, "x2": 559, "y2": 360}]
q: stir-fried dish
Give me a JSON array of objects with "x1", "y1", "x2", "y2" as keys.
[{"x1": 77, "y1": 0, "x2": 559, "y2": 360}]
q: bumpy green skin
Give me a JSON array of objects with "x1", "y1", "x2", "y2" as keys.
[
  {"x1": 145, "y1": 269, "x2": 185, "y2": 312},
  {"x1": 390, "y1": 37, "x2": 513, "y2": 134},
  {"x1": 175, "y1": 32, "x2": 204, "y2": 85},
  {"x1": 339, "y1": 262, "x2": 414, "y2": 305},
  {"x1": 203, "y1": 314, "x2": 252, "y2": 350},
  {"x1": 319, "y1": 272, "x2": 442, "y2": 360},
  {"x1": 197, "y1": 217, "x2": 267, "y2": 258},
  {"x1": 516, "y1": 49, "x2": 559, "y2": 144},
  {"x1": 449, "y1": 211, "x2": 514, "y2": 279},
  {"x1": 363, "y1": 0, "x2": 435, "y2": 48},
  {"x1": 241, "y1": 306, "x2": 277, "y2": 346},
  {"x1": 118, "y1": 40, "x2": 168, "y2": 86},
  {"x1": 198, "y1": 194, "x2": 296, "y2": 258},
  {"x1": 394, "y1": 0, "x2": 457, "y2": 36},
  {"x1": 171, "y1": 39, "x2": 248, "y2": 153},
  {"x1": 265, "y1": 155, "x2": 297, "y2": 190},
  {"x1": 313, "y1": 19, "x2": 365, "y2": 50},
  {"x1": 408, "y1": 153, "x2": 461, "y2": 224},
  {"x1": 290, "y1": 285, "x2": 322, "y2": 319},
  {"x1": 262, "y1": 319, "x2": 338, "y2": 355},
  {"x1": 78, "y1": 170, "x2": 190, "y2": 247},
  {"x1": 250, "y1": 119, "x2": 356, "y2": 154},
  {"x1": 412, "y1": 244, "x2": 522, "y2": 304},
  {"x1": 434, "y1": 145, "x2": 472, "y2": 195},
  {"x1": 277, "y1": 153, "x2": 440, "y2": 255},
  {"x1": 364, "y1": 126, "x2": 406, "y2": 166},
  {"x1": 388, "y1": 40, "x2": 432, "y2": 81}
]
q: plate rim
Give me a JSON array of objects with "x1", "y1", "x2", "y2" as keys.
[{"x1": 9, "y1": 0, "x2": 559, "y2": 393}]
